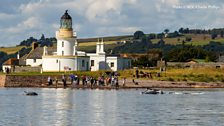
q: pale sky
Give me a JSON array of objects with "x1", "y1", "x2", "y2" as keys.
[{"x1": 0, "y1": 0, "x2": 223, "y2": 46}]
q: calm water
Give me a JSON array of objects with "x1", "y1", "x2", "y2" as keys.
[{"x1": 0, "y1": 88, "x2": 224, "y2": 126}]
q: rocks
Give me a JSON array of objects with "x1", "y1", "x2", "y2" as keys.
[
  {"x1": 1, "y1": 75, "x2": 224, "y2": 88},
  {"x1": 0, "y1": 75, "x2": 6, "y2": 87}
]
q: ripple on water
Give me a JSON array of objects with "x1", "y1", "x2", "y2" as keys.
[{"x1": 0, "y1": 88, "x2": 224, "y2": 126}]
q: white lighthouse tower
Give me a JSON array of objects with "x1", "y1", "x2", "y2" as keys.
[
  {"x1": 56, "y1": 10, "x2": 77, "y2": 56},
  {"x1": 42, "y1": 10, "x2": 89, "y2": 72}
]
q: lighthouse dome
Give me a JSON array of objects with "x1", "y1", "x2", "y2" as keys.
[
  {"x1": 61, "y1": 10, "x2": 72, "y2": 19},
  {"x1": 60, "y1": 10, "x2": 72, "y2": 29}
]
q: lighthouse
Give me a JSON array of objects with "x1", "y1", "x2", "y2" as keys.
[
  {"x1": 41, "y1": 10, "x2": 131, "y2": 72},
  {"x1": 56, "y1": 10, "x2": 77, "y2": 56},
  {"x1": 42, "y1": 10, "x2": 89, "y2": 72}
]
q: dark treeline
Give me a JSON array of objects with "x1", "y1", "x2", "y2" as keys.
[
  {"x1": 178, "y1": 27, "x2": 224, "y2": 35},
  {"x1": 113, "y1": 39, "x2": 219, "y2": 62},
  {"x1": 19, "y1": 34, "x2": 56, "y2": 47},
  {"x1": 113, "y1": 30, "x2": 224, "y2": 67},
  {"x1": 142, "y1": 28, "x2": 224, "y2": 40},
  {"x1": 0, "y1": 47, "x2": 31, "y2": 70}
]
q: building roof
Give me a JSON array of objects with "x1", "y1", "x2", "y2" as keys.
[
  {"x1": 26, "y1": 47, "x2": 56, "y2": 59},
  {"x1": 3, "y1": 58, "x2": 19, "y2": 65}
]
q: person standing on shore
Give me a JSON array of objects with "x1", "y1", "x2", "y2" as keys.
[
  {"x1": 82, "y1": 75, "x2": 86, "y2": 86},
  {"x1": 122, "y1": 77, "x2": 126, "y2": 86},
  {"x1": 136, "y1": 69, "x2": 139, "y2": 78},
  {"x1": 77, "y1": 76, "x2": 80, "y2": 85},
  {"x1": 70, "y1": 74, "x2": 75, "y2": 85},
  {"x1": 55, "y1": 77, "x2": 58, "y2": 88},
  {"x1": 62, "y1": 74, "x2": 67, "y2": 88},
  {"x1": 115, "y1": 76, "x2": 119, "y2": 88},
  {"x1": 47, "y1": 76, "x2": 52, "y2": 86},
  {"x1": 90, "y1": 76, "x2": 94, "y2": 88}
]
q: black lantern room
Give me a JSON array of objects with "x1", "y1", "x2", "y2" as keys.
[{"x1": 60, "y1": 10, "x2": 72, "y2": 29}]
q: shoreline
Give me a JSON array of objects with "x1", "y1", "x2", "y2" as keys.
[
  {"x1": 1, "y1": 74, "x2": 224, "y2": 88},
  {"x1": 3, "y1": 79, "x2": 224, "y2": 89}
]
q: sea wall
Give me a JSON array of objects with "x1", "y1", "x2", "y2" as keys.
[
  {"x1": 4, "y1": 75, "x2": 50, "y2": 87},
  {"x1": 0, "y1": 75, "x2": 6, "y2": 87},
  {"x1": 1, "y1": 74, "x2": 224, "y2": 88}
]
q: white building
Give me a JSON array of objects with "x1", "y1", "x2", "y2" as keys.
[
  {"x1": 87, "y1": 39, "x2": 132, "y2": 71},
  {"x1": 27, "y1": 10, "x2": 131, "y2": 72},
  {"x1": 26, "y1": 42, "x2": 43, "y2": 67}
]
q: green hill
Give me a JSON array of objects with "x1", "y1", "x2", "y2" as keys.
[
  {"x1": 0, "y1": 46, "x2": 26, "y2": 54},
  {"x1": 151, "y1": 34, "x2": 224, "y2": 45}
]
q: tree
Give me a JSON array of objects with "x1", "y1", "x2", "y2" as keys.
[
  {"x1": 158, "y1": 39, "x2": 165, "y2": 46},
  {"x1": 183, "y1": 28, "x2": 189, "y2": 34},
  {"x1": 164, "y1": 29, "x2": 169, "y2": 34},
  {"x1": 165, "y1": 46, "x2": 212, "y2": 62},
  {"x1": 220, "y1": 31, "x2": 224, "y2": 38},
  {"x1": 19, "y1": 37, "x2": 37, "y2": 46},
  {"x1": 185, "y1": 37, "x2": 192, "y2": 42},
  {"x1": 168, "y1": 31, "x2": 180, "y2": 38},
  {"x1": 40, "y1": 34, "x2": 45, "y2": 41},
  {"x1": 148, "y1": 33, "x2": 156, "y2": 39},
  {"x1": 179, "y1": 27, "x2": 184, "y2": 34},
  {"x1": 211, "y1": 33, "x2": 217, "y2": 39},
  {"x1": 182, "y1": 40, "x2": 185, "y2": 47},
  {"x1": 132, "y1": 56, "x2": 153, "y2": 67},
  {"x1": 134, "y1": 31, "x2": 145, "y2": 39},
  {"x1": 157, "y1": 33, "x2": 164, "y2": 39}
]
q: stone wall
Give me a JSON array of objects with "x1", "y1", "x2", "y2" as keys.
[
  {"x1": 14, "y1": 66, "x2": 41, "y2": 73},
  {"x1": 5, "y1": 75, "x2": 43, "y2": 87},
  {"x1": 0, "y1": 75, "x2": 6, "y2": 87},
  {"x1": 167, "y1": 62, "x2": 224, "y2": 68},
  {"x1": 4, "y1": 75, "x2": 64, "y2": 87}
]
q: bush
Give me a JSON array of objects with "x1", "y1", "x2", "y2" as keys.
[{"x1": 167, "y1": 77, "x2": 174, "y2": 81}]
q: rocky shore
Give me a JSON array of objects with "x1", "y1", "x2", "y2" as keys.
[
  {"x1": 1, "y1": 74, "x2": 224, "y2": 88},
  {"x1": 123, "y1": 79, "x2": 224, "y2": 88}
]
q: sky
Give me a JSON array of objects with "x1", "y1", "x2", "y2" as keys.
[{"x1": 0, "y1": 0, "x2": 223, "y2": 46}]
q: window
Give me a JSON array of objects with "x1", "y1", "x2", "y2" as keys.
[
  {"x1": 33, "y1": 59, "x2": 36, "y2": 63},
  {"x1": 62, "y1": 41, "x2": 64, "y2": 47},
  {"x1": 82, "y1": 60, "x2": 85, "y2": 67},
  {"x1": 91, "y1": 60, "x2": 94, "y2": 66},
  {"x1": 62, "y1": 51, "x2": 64, "y2": 56},
  {"x1": 110, "y1": 62, "x2": 114, "y2": 67}
]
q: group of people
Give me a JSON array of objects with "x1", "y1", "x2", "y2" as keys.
[
  {"x1": 135, "y1": 69, "x2": 153, "y2": 79},
  {"x1": 47, "y1": 73, "x2": 127, "y2": 88}
]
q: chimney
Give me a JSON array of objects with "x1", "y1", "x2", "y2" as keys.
[
  {"x1": 17, "y1": 51, "x2": 20, "y2": 59},
  {"x1": 100, "y1": 38, "x2": 104, "y2": 53},
  {"x1": 96, "y1": 38, "x2": 101, "y2": 54},
  {"x1": 32, "y1": 42, "x2": 38, "y2": 50},
  {"x1": 43, "y1": 46, "x2": 48, "y2": 56}
]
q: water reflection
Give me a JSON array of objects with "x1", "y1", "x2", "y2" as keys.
[
  {"x1": 1, "y1": 88, "x2": 224, "y2": 125},
  {"x1": 54, "y1": 89, "x2": 74, "y2": 126}
]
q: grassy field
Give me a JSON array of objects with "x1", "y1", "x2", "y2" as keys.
[
  {"x1": 3, "y1": 67, "x2": 224, "y2": 83},
  {"x1": 2, "y1": 34, "x2": 224, "y2": 54},
  {"x1": 77, "y1": 35, "x2": 132, "y2": 42},
  {"x1": 131, "y1": 67, "x2": 224, "y2": 82},
  {"x1": 78, "y1": 41, "x2": 118, "y2": 46},
  {"x1": 151, "y1": 34, "x2": 224, "y2": 46},
  {"x1": 0, "y1": 46, "x2": 26, "y2": 54}
]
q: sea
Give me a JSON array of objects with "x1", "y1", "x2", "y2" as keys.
[{"x1": 0, "y1": 88, "x2": 224, "y2": 126}]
